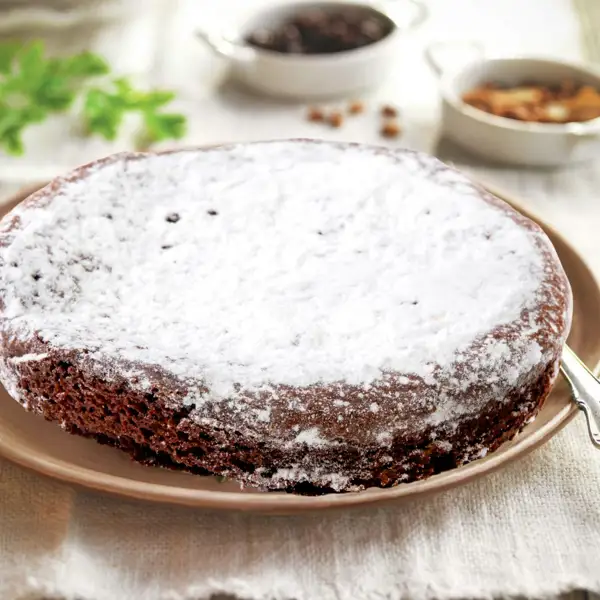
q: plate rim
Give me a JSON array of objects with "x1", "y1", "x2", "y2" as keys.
[{"x1": 0, "y1": 179, "x2": 595, "y2": 512}]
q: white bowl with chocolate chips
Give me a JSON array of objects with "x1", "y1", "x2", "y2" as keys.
[
  {"x1": 427, "y1": 49, "x2": 600, "y2": 167},
  {"x1": 195, "y1": 0, "x2": 426, "y2": 99}
]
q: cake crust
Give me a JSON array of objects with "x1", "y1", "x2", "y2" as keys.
[{"x1": 0, "y1": 141, "x2": 572, "y2": 493}]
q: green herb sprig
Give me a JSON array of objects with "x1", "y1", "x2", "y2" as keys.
[{"x1": 0, "y1": 40, "x2": 186, "y2": 156}]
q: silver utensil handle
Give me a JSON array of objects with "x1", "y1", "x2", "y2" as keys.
[{"x1": 561, "y1": 344, "x2": 600, "y2": 448}]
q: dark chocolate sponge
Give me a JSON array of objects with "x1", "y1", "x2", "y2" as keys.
[{"x1": 0, "y1": 141, "x2": 572, "y2": 493}]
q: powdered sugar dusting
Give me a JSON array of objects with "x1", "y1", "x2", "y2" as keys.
[
  {"x1": 290, "y1": 427, "x2": 336, "y2": 448},
  {"x1": 9, "y1": 352, "x2": 48, "y2": 364},
  {"x1": 264, "y1": 465, "x2": 351, "y2": 492},
  {"x1": 0, "y1": 142, "x2": 553, "y2": 406},
  {"x1": 0, "y1": 141, "x2": 573, "y2": 490}
]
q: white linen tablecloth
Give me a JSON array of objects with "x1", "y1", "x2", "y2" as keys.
[
  {"x1": 1, "y1": 1, "x2": 600, "y2": 598},
  {"x1": 1, "y1": 419, "x2": 600, "y2": 600}
]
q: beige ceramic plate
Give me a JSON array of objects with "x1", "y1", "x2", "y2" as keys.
[{"x1": 0, "y1": 182, "x2": 598, "y2": 513}]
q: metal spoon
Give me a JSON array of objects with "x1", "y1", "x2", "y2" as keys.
[{"x1": 561, "y1": 344, "x2": 600, "y2": 448}]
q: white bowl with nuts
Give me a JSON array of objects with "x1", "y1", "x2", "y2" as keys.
[
  {"x1": 195, "y1": 0, "x2": 427, "y2": 99},
  {"x1": 427, "y1": 43, "x2": 600, "y2": 167}
]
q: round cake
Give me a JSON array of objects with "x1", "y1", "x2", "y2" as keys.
[{"x1": 0, "y1": 140, "x2": 572, "y2": 494}]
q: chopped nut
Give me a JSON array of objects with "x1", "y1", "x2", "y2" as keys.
[
  {"x1": 380, "y1": 120, "x2": 401, "y2": 138},
  {"x1": 307, "y1": 106, "x2": 325, "y2": 122},
  {"x1": 461, "y1": 80, "x2": 600, "y2": 124},
  {"x1": 541, "y1": 102, "x2": 570, "y2": 122},
  {"x1": 381, "y1": 104, "x2": 398, "y2": 118},
  {"x1": 348, "y1": 100, "x2": 365, "y2": 114},
  {"x1": 567, "y1": 86, "x2": 600, "y2": 121},
  {"x1": 498, "y1": 106, "x2": 535, "y2": 121},
  {"x1": 327, "y1": 111, "x2": 344, "y2": 128}
]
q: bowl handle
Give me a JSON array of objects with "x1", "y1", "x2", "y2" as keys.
[
  {"x1": 195, "y1": 28, "x2": 256, "y2": 62},
  {"x1": 424, "y1": 40, "x2": 484, "y2": 78}
]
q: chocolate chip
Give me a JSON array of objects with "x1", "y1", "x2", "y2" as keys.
[
  {"x1": 361, "y1": 18, "x2": 384, "y2": 40},
  {"x1": 245, "y1": 6, "x2": 393, "y2": 55},
  {"x1": 32, "y1": 271, "x2": 42, "y2": 281}
]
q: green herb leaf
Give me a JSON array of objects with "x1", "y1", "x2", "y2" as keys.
[
  {"x1": 138, "y1": 90, "x2": 176, "y2": 110},
  {"x1": 83, "y1": 78, "x2": 186, "y2": 145},
  {"x1": 0, "y1": 42, "x2": 20, "y2": 74},
  {"x1": 144, "y1": 112, "x2": 187, "y2": 143},
  {"x1": 17, "y1": 41, "x2": 45, "y2": 84},
  {"x1": 58, "y1": 51, "x2": 110, "y2": 78},
  {"x1": 0, "y1": 40, "x2": 186, "y2": 156},
  {"x1": 0, "y1": 103, "x2": 46, "y2": 155},
  {"x1": 83, "y1": 87, "x2": 124, "y2": 141}
]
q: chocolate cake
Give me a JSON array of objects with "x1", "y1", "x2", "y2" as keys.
[{"x1": 0, "y1": 140, "x2": 572, "y2": 494}]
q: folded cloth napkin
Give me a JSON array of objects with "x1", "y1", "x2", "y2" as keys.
[{"x1": 1, "y1": 415, "x2": 599, "y2": 600}]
